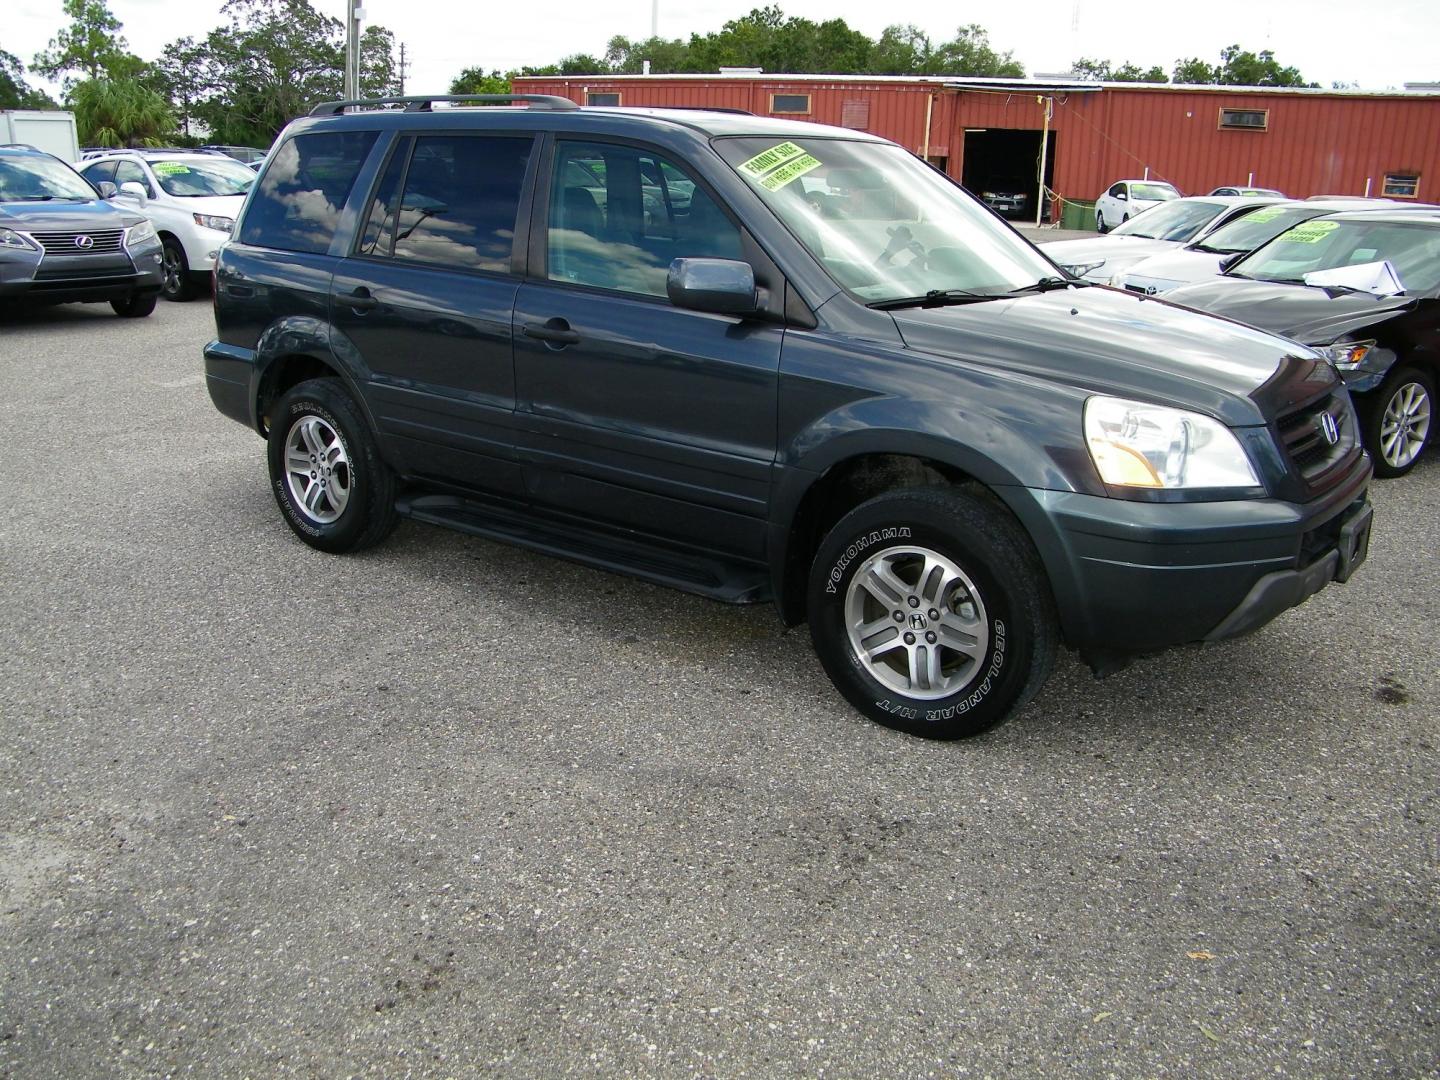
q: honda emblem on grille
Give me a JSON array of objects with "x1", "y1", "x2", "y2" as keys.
[
  {"x1": 73, "y1": 235, "x2": 94, "y2": 249},
  {"x1": 1320, "y1": 412, "x2": 1339, "y2": 445}
]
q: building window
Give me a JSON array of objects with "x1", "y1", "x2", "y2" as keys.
[
  {"x1": 1218, "y1": 108, "x2": 1268, "y2": 130},
  {"x1": 1382, "y1": 173, "x2": 1420, "y2": 198},
  {"x1": 770, "y1": 93, "x2": 811, "y2": 114},
  {"x1": 586, "y1": 92, "x2": 621, "y2": 106},
  {"x1": 840, "y1": 100, "x2": 870, "y2": 130}
]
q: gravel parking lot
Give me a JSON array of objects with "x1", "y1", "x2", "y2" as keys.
[{"x1": 0, "y1": 299, "x2": 1435, "y2": 1078}]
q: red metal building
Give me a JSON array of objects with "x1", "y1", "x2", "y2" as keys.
[{"x1": 512, "y1": 73, "x2": 1440, "y2": 216}]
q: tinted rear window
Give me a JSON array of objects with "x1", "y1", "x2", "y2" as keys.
[{"x1": 239, "y1": 130, "x2": 378, "y2": 254}]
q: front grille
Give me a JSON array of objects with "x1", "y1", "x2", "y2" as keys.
[
  {"x1": 28, "y1": 228, "x2": 126, "y2": 255},
  {"x1": 1276, "y1": 392, "x2": 1358, "y2": 489}
]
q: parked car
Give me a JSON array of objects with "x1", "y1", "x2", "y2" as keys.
[
  {"x1": 1094, "y1": 179, "x2": 1180, "y2": 232},
  {"x1": 204, "y1": 95, "x2": 1373, "y2": 739},
  {"x1": 0, "y1": 144, "x2": 162, "y2": 316},
  {"x1": 1041, "y1": 195, "x2": 1282, "y2": 283},
  {"x1": 1114, "y1": 199, "x2": 1413, "y2": 295},
  {"x1": 76, "y1": 150, "x2": 254, "y2": 301},
  {"x1": 200, "y1": 144, "x2": 268, "y2": 164},
  {"x1": 1167, "y1": 208, "x2": 1440, "y2": 476},
  {"x1": 1209, "y1": 186, "x2": 1286, "y2": 198},
  {"x1": 978, "y1": 178, "x2": 1029, "y2": 218}
]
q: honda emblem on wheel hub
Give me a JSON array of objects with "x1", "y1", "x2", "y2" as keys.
[{"x1": 909, "y1": 613, "x2": 928, "y2": 630}]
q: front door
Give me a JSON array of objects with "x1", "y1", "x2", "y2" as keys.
[{"x1": 513, "y1": 138, "x2": 783, "y2": 560}]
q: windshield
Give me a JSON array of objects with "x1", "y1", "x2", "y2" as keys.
[
  {"x1": 0, "y1": 154, "x2": 96, "y2": 202},
  {"x1": 1192, "y1": 205, "x2": 1325, "y2": 254},
  {"x1": 151, "y1": 157, "x2": 255, "y2": 197},
  {"x1": 1113, "y1": 199, "x2": 1225, "y2": 241},
  {"x1": 1131, "y1": 183, "x2": 1179, "y2": 202},
  {"x1": 714, "y1": 137, "x2": 1059, "y2": 303},
  {"x1": 1231, "y1": 218, "x2": 1440, "y2": 293}
]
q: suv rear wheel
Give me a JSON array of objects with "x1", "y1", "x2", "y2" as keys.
[
  {"x1": 110, "y1": 292, "x2": 156, "y2": 318},
  {"x1": 267, "y1": 379, "x2": 398, "y2": 552},
  {"x1": 807, "y1": 487, "x2": 1058, "y2": 739}
]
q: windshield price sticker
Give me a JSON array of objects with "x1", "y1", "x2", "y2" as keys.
[
  {"x1": 1244, "y1": 206, "x2": 1286, "y2": 224},
  {"x1": 152, "y1": 162, "x2": 190, "y2": 176},
  {"x1": 1281, "y1": 219, "x2": 1339, "y2": 243},
  {"x1": 740, "y1": 142, "x2": 822, "y2": 191}
]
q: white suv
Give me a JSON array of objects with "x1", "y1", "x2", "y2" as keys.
[{"x1": 77, "y1": 151, "x2": 254, "y2": 301}]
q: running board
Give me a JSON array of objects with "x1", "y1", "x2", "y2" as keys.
[{"x1": 397, "y1": 493, "x2": 771, "y2": 604}]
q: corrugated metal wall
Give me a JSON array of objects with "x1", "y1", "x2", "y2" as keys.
[{"x1": 515, "y1": 76, "x2": 1440, "y2": 203}]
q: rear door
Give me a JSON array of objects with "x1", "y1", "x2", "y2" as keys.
[
  {"x1": 512, "y1": 137, "x2": 783, "y2": 560},
  {"x1": 330, "y1": 132, "x2": 537, "y2": 495}
]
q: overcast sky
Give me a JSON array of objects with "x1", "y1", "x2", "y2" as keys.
[{"x1": 8, "y1": 0, "x2": 1439, "y2": 98}]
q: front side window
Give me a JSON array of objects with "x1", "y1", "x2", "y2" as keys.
[
  {"x1": 149, "y1": 157, "x2": 255, "y2": 197},
  {"x1": 1231, "y1": 218, "x2": 1440, "y2": 294},
  {"x1": 356, "y1": 134, "x2": 531, "y2": 272},
  {"x1": 81, "y1": 160, "x2": 117, "y2": 186},
  {"x1": 715, "y1": 136, "x2": 1056, "y2": 304},
  {"x1": 238, "y1": 130, "x2": 379, "y2": 255},
  {"x1": 547, "y1": 141, "x2": 742, "y2": 298},
  {"x1": 114, "y1": 160, "x2": 154, "y2": 198},
  {"x1": 1112, "y1": 199, "x2": 1226, "y2": 242}
]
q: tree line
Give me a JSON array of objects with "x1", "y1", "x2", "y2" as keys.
[{"x1": 2, "y1": 0, "x2": 1318, "y2": 149}]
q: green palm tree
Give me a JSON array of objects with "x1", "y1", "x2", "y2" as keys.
[{"x1": 71, "y1": 78, "x2": 174, "y2": 147}]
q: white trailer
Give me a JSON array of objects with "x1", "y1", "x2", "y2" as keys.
[{"x1": 0, "y1": 110, "x2": 81, "y2": 163}]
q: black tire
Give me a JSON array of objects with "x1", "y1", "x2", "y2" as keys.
[
  {"x1": 807, "y1": 486, "x2": 1059, "y2": 740},
  {"x1": 1358, "y1": 365, "x2": 1434, "y2": 478},
  {"x1": 111, "y1": 292, "x2": 157, "y2": 318},
  {"x1": 1121, "y1": 214, "x2": 1129, "y2": 224},
  {"x1": 1096, "y1": 211, "x2": 1107, "y2": 233},
  {"x1": 267, "y1": 379, "x2": 398, "y2": 553},
  {"x1": 160, "y1": 237, "x2": 195, "y2": 301}
]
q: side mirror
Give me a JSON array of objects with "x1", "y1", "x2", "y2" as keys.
[
  {"x1": 1115, "y1": 191, "x2": 1128, "y2": 201},
  {"x1": 667, "y1": 258, "x2": 759, "y2": 316},
  {"x1": 118, "y1": 181, "x2": 148, "y2": 206},
  {"x1": 96, "y1": 180, "x2": 118, "y2": 199}
]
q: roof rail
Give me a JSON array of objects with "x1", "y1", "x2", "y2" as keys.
[
  {"x1": 0, "y1": 143, "x2": 43, "y2": 152},
  {"x1": 309, "y1": 93, "x2": 579, "y2": 116}
]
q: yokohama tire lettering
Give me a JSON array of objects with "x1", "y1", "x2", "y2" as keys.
[{"x1": 825, "y1": 526, "x2": 912, "y2": 594}]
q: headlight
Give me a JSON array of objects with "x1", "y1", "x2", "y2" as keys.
[
  {"x1": 0, "y1": 227, "x2": 37, "y2": 250},
  {"x1": 124, "y1": 220, "x2": 156, "y2": 246},
  {"x1": 1062, "y1": 259, "x2": 1105, "y2": 278},
  {"x1": 1085, "y1": 397, "x2": 1260, "y2": 490},
  {"x1": 1318, "y1": 339, "x2": 1375, "y2": 371},
  {"x1": 193, "y1": 213, "x2": 234, "y2": 233},
  {"x1": 983, "y1": 191, "x2": 997, "y2": 199}
]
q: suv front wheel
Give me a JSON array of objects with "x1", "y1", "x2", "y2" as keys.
[
  {"x1": 807, "y1": 487, "x2": 1058, "y2": 739},
  {"x1": 267, "y1": 379, "x2": 398, "y2": 552}
]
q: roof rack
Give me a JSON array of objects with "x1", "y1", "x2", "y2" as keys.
[
  {"x1": 0, "y1": 143, "x2": 43, "y2": 152},
  {"x1": 309, "y1": 93, "x2": 579, "y2": 116}
]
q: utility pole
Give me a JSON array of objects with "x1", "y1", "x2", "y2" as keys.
[
  {"x1": 345, "y1": 0, "x2": 366, "y2": 100},
  {"x1": 398, "y1": 42, "x2": 409, "y2": 96}
]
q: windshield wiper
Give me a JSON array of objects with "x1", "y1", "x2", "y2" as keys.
[
  {"x1": 869, "y1": 289, "x2": 1000, "y2": 310},
  {"x1": 1004, "y1": 276, "x2": 1089, "y2": 295}
]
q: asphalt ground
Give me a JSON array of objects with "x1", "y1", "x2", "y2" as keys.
[{"x1": 0, "y1": 298, "x2": 1436, "y2": 1079}]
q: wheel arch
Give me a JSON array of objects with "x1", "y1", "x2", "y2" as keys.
[{"x1": 770, "y1": 434, "x2": 1044, "y2": 627}]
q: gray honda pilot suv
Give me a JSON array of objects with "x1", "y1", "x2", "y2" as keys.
[
  {"x1": 203, "y1": 95, "x2": 1374, "y2": 739},
  {"x1": 0, "y1": 144, "x2": 163, "y2": 316}
]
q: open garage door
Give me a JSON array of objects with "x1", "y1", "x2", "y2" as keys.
[{"x1": 962, "y1": 128, "x2": 1057, "y2": 222}]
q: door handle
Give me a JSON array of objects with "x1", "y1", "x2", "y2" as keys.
[
  {"x1": 522, "y1": 319, "x2": 580, "y2": 346},
  {"x1": 339, "y1": 286, "x2": 378, "y2": 312}
]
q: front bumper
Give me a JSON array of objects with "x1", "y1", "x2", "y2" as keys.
[
  {"x1": 1007, "y1": 456, "x2": 1372, "y2": 659},
  {"x1": 0, "y1": 239, "x2": 163, "y2": 301}
]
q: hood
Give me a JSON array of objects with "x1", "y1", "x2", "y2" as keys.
[
  {"x1": 1117, "y1": 248, "x2": 1226, "y2": 289},
  {"x1": 889, "y1": 284, "x2": 1331, "y2": 426},
  {"x1": 173, "y1": 193, "x2": 248, "y2": 218},
  {"x1": 0, "y1": 198, "x2": 142, "y2": 232},
  {"x1": 1163, "y1": 277, "x2": 1418, "y2": 343},
  {"x1": 1039, "y1": 236, "x2": 1181, "y2": 281}
]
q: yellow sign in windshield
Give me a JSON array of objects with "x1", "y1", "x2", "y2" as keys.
[{"x1": 739, "y1": 142, "x2": 822, "y2": 191}]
